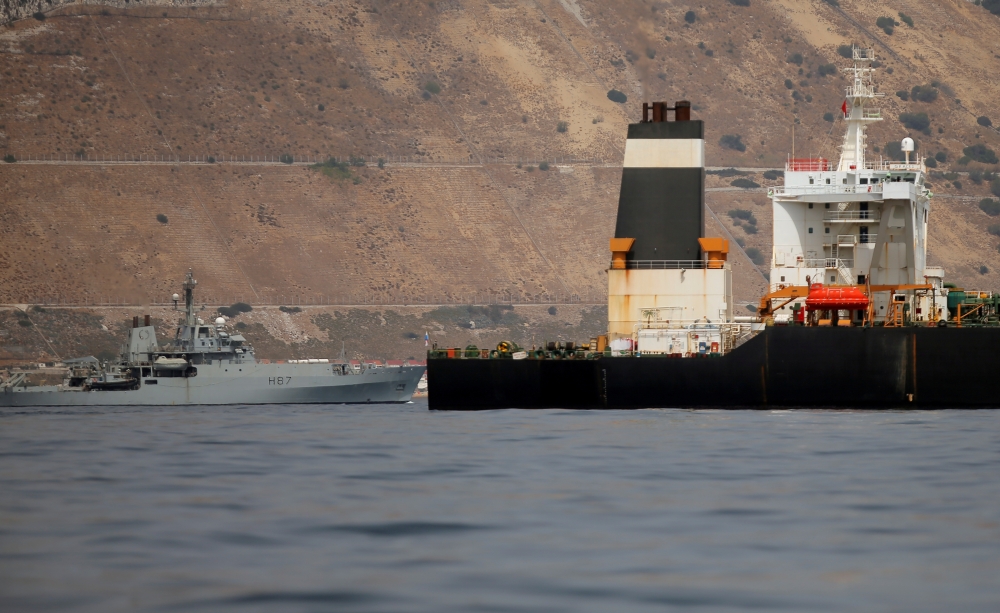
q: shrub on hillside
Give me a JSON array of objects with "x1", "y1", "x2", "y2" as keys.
[
  {"x1": 279, "y1": 153, "x2": 294, "y2": 164},
  {"x1": 684, "y1": 10, "x2": 696, "y2": 23},
  {"x1": 734, "y1": 236, "x2": 746, "y2": 248},
  {"x1": 745, "y1": 247, "x2": 765, "y2": 265},
  {"x1": 936, "y1": 151, "x2": 947, "y2": 162},
  {"x1": 728, "y1": 209, "x2": 756, "y2": 223},
  {"x1": 156, "y1": 214, "x2": 168, "y2": 224},
  {"x1": 787, "y1": 52, "x2": 803, "y2": 65},
  {"x1": 837, "y1": 45, "x2": 854, "y2": 59},
  {"x1": 817, "y1": 63, "x2": 837, "y2": 77},
  {"x1": 910, "y1": 84, "x2": 938, "y2": 103},
  {"x1": 964, "y1": 144, "x2": 999, "y2": 164},
  {"x1": 989, "y1": 224, "x2": 1000, "y2": 237},
  {"x1": 784, "y1": 79, "x2": 794, "y2": 89},
  {"x1": 970, "y1": 169, "x2": 984, "y2": 184},
  {"x1": 895, "y1": 90, "x2": 909, "y2": 101},
  {"x1": 984, "y1": 0, "x2": 1000, "y2": 16},
  {"x1": 993, "y1": 180, "x2": 1000, "y2": 198},
  {"x1": 731, "y1": 178, "x2": 760, "y2": 189},
  {"x1": 279, "y1": 306, "x2": 302, "y2": 313},
  {"x1": 729, "y1": 0, "x2": 750, "y2": 6},
  {"x1": 763, "y1": 170, "x2": 781, "y2": 180},
  {"x1": 232, "y1": 302, "x2": 253, "y2": 313},
  {"x1": 606, "y1": 89, "x2": 627, "y2": 103},
  {"x1": 33, "y1": 11, "x2": 45, "y2": 20},
  {"x1": 875, "y1": 16, "x2": 895, "y2": 34},
  {"x1": 556, "y1": 121, "x2": 568, "y2": 133},
  {"x1": 924, "y1": 157, "x2": 937, "y2": 168},
  {"x1": 978, "y1": 116, "x2": 993, "y2": 128},
  {"x1": 548, "y1": 306, "x2": 557, "y2": 315},
  {"x1": 3, "y1": 154, "x2": 16, "y2": 163},
  {"x1": 823, "y1": 112, "x2": 834, "y2": 122},
  {"x1": 707, "y1": 168, "x2": 748, "y2": 177},
  {"x1": 979, "y1": 198, "x2": 1000, "y2": 216},
  {"x1": 424, "y1": 81, "x2": 441, "y2": 95},
  {"x1": 898, "y1": 11, "x2": 914, "y2": 26},
  {"x1": 720, "y1": 134, "x2": 746, "y2": 152},
  {"x1": 539, "y1": 161, "x2": 550, "y2": 171},
  {"x1": 217, "y1": 306, "x2": 238, "y2": 318},
  {"x1": 899, "y1": 112, "x2": 930, "y2": 131}
]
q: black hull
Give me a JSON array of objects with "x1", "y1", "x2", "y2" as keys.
[{"x1": 428, "y1": 328, "x2": 1000, "y2": 409}]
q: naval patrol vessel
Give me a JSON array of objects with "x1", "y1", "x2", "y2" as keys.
[{"x1": 0, "y1": 271, "x2": 424, "y2": 406}]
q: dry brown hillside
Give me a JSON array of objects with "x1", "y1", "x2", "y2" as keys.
[{"x1": 2, "y1": 0, "x2": 1000, "y2": 313}]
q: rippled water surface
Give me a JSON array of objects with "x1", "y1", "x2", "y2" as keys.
[{"x1": 2, "y1": 403, "x2": 999, "y2": 612}]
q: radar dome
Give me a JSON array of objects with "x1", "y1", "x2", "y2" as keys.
[
  {"x1": 172, "y1": 293, "x2": 180, "y2": 301},
  {"x1": 215, "y1": 317, "x2": 226, "y2": 326},
  {"x1": 901, "y1": 137, "x2": 915, "y2": 152}
]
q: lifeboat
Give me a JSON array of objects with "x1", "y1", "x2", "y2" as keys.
[
  {"x1": 153, "y1": 357, "x2": 189, "y2": 371},
  {"x1": 805, "y1": 284, "x2": 869, "y2": 311}
]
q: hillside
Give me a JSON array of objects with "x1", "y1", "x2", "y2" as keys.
[{"x1": 3, "y1": 0, "x2": 1000, "y2": 359}]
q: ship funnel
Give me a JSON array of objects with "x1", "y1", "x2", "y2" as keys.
[{"x1": 615, "y1": 102, "x2": 704, "y2": 261}]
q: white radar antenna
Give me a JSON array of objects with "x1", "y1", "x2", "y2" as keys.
[{"x1": 837, "y1": 46, "x2": 884, "y2": 172}]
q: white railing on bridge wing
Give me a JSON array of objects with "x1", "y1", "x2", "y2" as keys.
[
  {"x1": 771, "y1": 184, "x2": 883, "y2": 198},
  {"x1": 824, "y1": 210, "x2": 879, "y2": 221},
  {"x1": 615, "y1": 260, "x2": 712, "y2": 270},
  {"x1": 799, "y1": 258, "x2": 854, "y2": 269}
]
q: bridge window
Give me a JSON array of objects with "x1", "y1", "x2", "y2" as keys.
[{"x1": 808, "y1": 227, "x2": 814, "y2": 233}]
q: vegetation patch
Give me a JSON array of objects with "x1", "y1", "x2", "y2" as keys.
[
  {"x1": 310, "y1": 157, "x2": 362, "y2": 183},
  {"x1": 156, "y1": 214, "x2": 168, "y2": 224},
  {"x1": 899, "y1": 112, "x2": 930, "y2": 132},
  {"x1": 763, "y1": 170, "x2": 781, "y2": 180},
  {"x1": 898, "y1": 11, "x2": 914, "y2": 27},
  {"x1": 745, "y1": 247, "x2": 765, "y2": 265},
  {"x1": 909, "y1": 84, "x2": 938, "y2": 103},
  {"x1": 279, "y1": 306, "x2": 303, "y2": 313},
  {"x1": 606, "y1": 89, "x2": 627, "y2": 103},
  {"x1": 978, "y1": 116, "x2": 993, "y2": 128},
  {"x1": 817, "y1": 63, "x2": 837, "y2": 77},
  {"x1": 964, "y1": 144, "x2": 999, "y2": 164},
  {"x1": 979, "y1": 198, "x2": 1000, "y2": 216},
  {"x1": 719, "y1": 134, "x2": 746, "y2": 152},
  {"x1": 875, "y1": 16, "x2": 896, "y2": 35},
  {"x1": 837, "y1": 45, "x2": 854, "y2": 59},
  {"x1": 707, "y1": 168, "x2": 747, "y2": 177},
  {"x1": 730, "y1": 178, "x2": 760, "y2": 189},
  {"x1": 218, "y1": 302, "x2": 253, "y2": 318}
]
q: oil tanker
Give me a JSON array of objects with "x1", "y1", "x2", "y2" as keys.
[{"x1": 427, "y1": 48, "x2": 1000, "y2": 410}]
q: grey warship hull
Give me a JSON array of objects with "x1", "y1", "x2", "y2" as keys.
[
  {"x1": 1, "y1": 270, "x2": 425, "y2": 407},
  {"x1": 1, "y1": 363, "x2": 425, "y2": 407}
]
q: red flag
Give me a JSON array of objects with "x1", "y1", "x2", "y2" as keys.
[{"x1": 841, "y1": 100, "x2": 849, "y2": 117}]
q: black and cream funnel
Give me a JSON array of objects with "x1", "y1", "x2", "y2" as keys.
[{"x1": 614, "y1": 101, "x2": 705, "y2": 261}]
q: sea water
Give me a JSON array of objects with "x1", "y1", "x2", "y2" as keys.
[{"x1": 1, "y1": 404, "x2": 999, "y2": 612}]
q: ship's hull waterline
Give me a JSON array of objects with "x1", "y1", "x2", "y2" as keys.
[
  {"x1": 428, "y1": 328, "x2": 1000, "y2": 410},
  {"x1": 1, "y1": 364, "x2": 425, "y2": 407}
]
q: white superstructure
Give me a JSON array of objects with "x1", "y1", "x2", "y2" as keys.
[{"x1": 768, "y1": 47, "x2": 945, "y2": 322}]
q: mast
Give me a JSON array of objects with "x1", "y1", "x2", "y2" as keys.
[
  {"x1": 182, "y1": 269, "x2": 197, "y2": 327},
  {"x1": 837, "y1": 46, "x2": 883, "y2": 172}
]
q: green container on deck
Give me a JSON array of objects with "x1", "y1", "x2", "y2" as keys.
[{"x1": 947, "y1": 291, "x2": 966, "y2": 310}]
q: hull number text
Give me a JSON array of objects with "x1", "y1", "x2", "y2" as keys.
[{"x1": 268, "y1": 377, "x2": 291, "y2": 386}]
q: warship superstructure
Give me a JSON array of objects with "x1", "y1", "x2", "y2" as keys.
[{"x1": 1, "y1": 271, "x2": 424, "y2": 406}]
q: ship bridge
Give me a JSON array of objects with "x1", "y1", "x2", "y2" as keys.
[{"x1": 768, "y1": 47, "x2": 942, "y2": 324}]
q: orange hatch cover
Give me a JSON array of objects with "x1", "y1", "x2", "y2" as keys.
[{"x1": 805, "y1": 284, "x2": 869, "y2": 311}]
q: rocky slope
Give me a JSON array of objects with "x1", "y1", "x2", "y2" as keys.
[{"x1": 2, "y1": 0, "x2": 1000, "y2": 361}]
